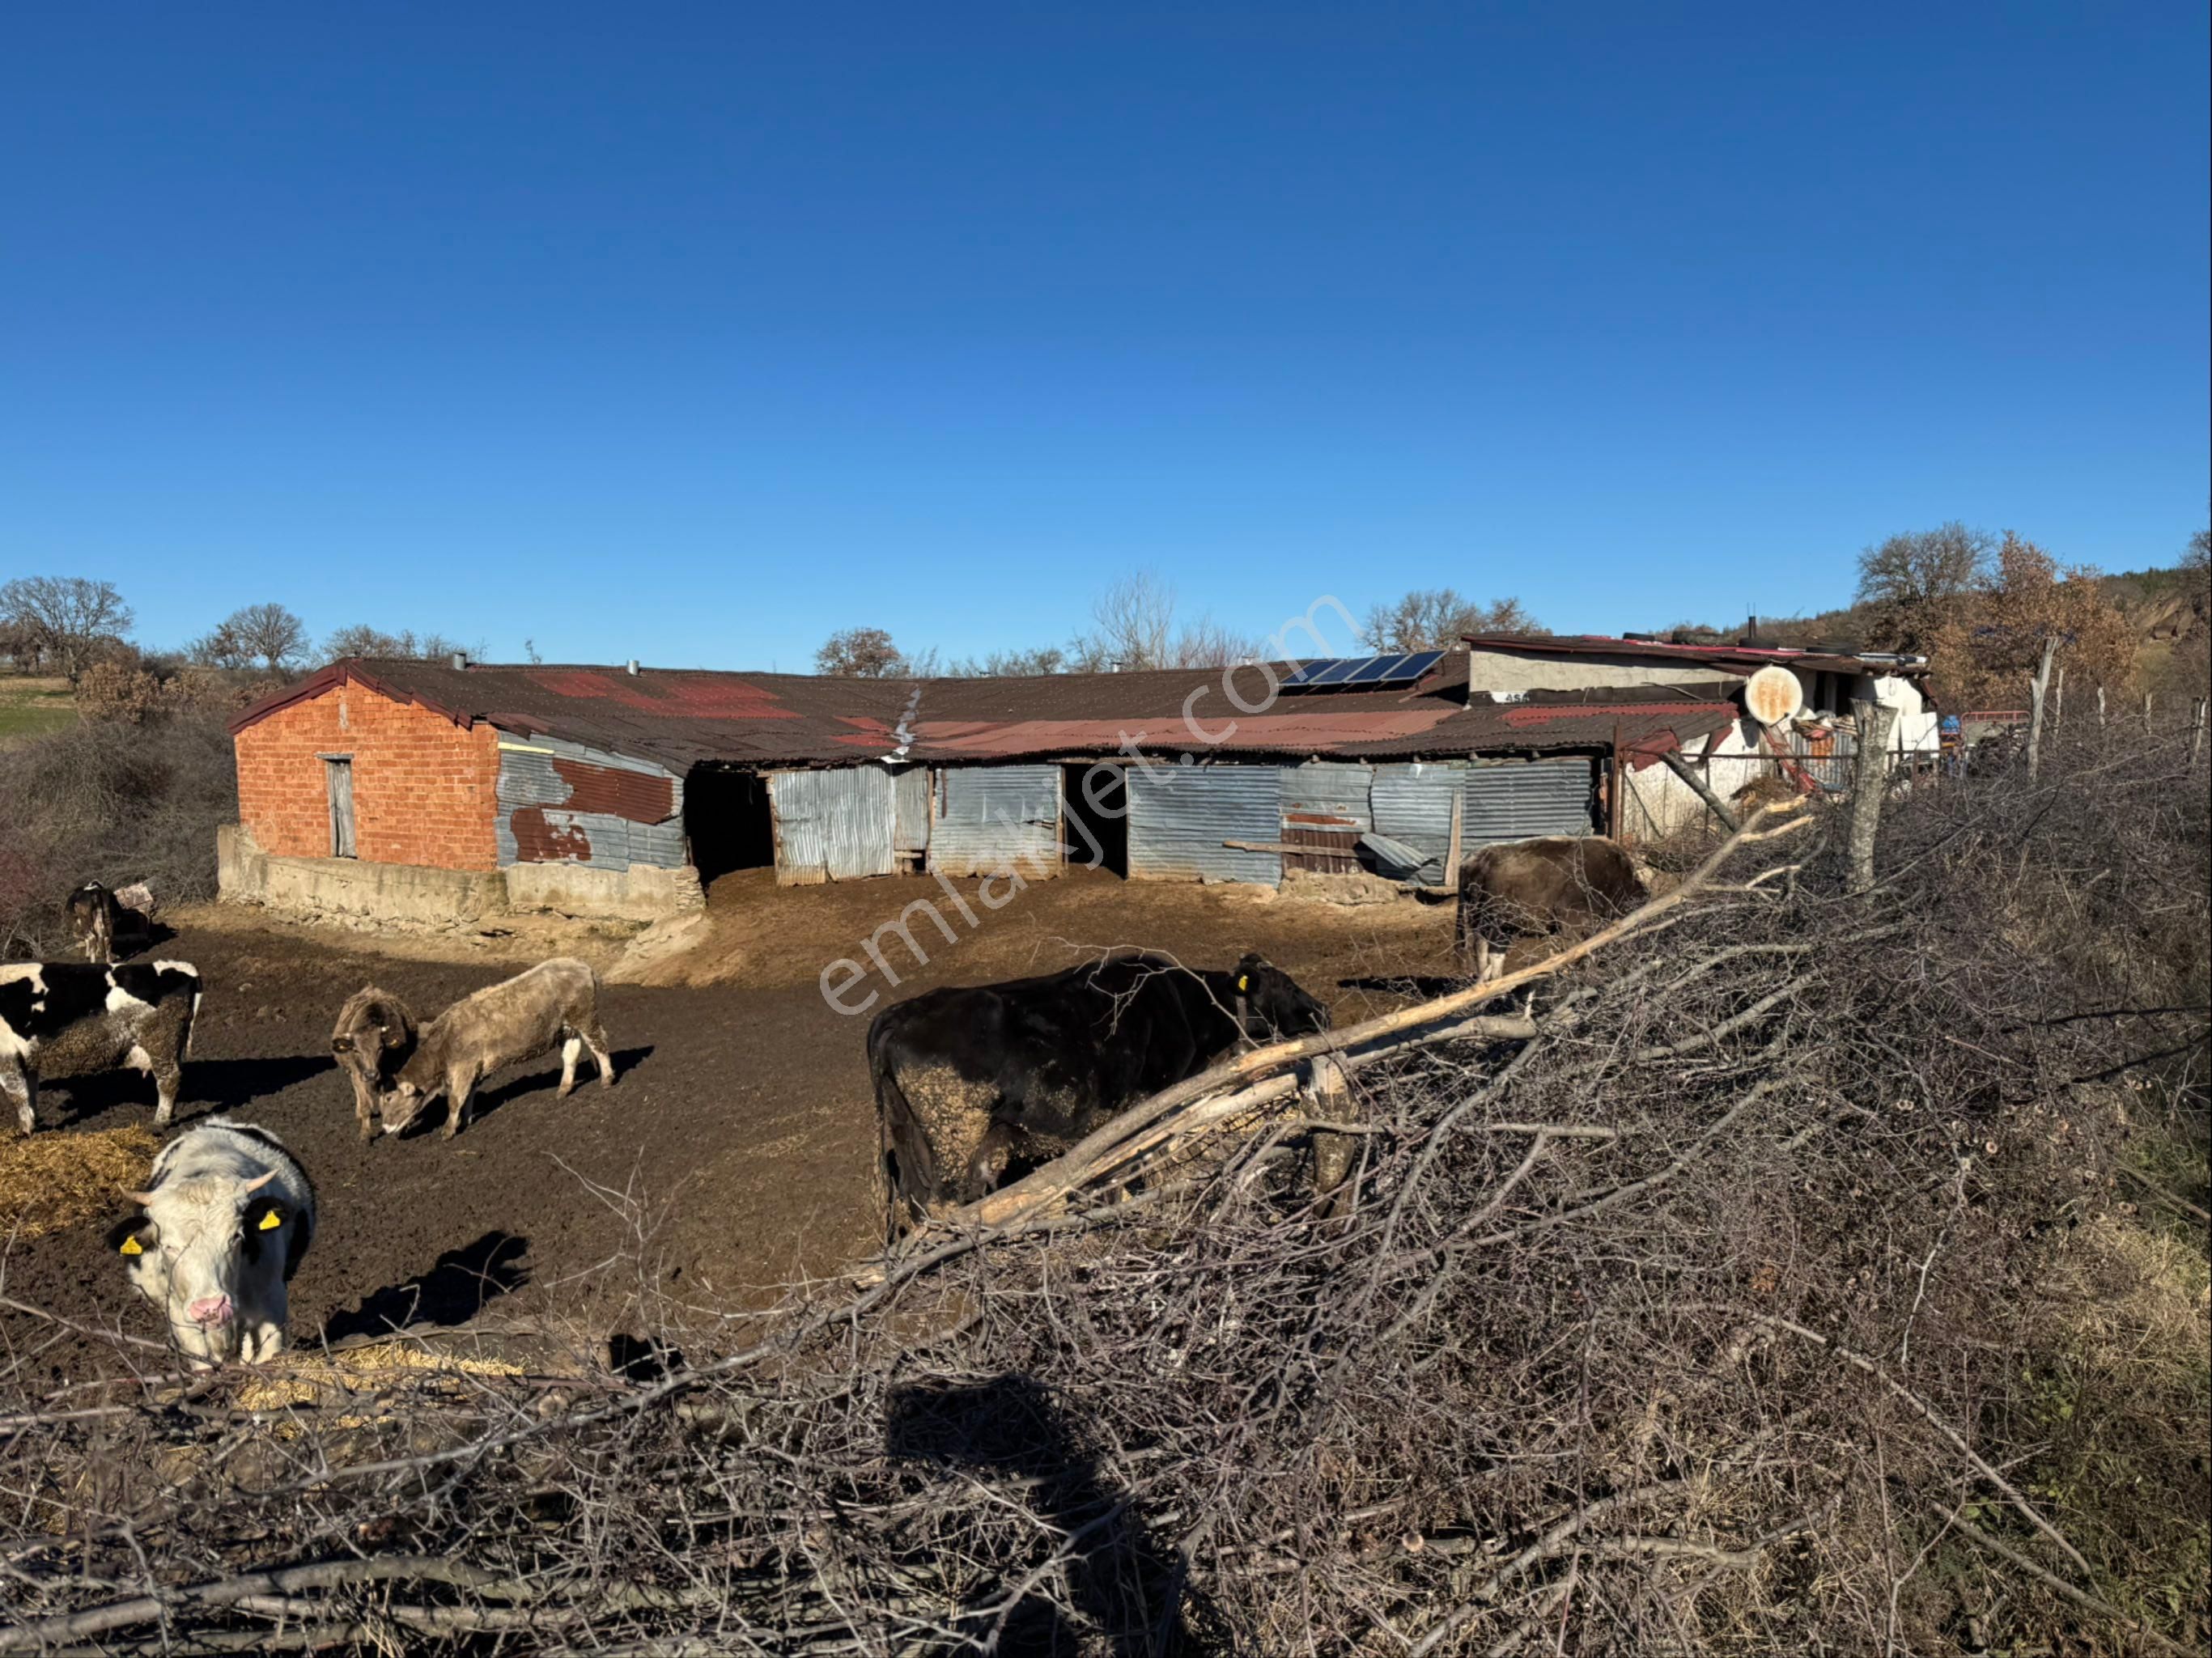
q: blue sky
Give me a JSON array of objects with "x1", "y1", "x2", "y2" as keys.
[{"x1": 3, "y1": 3, "x2": 2206, "y2": 669}]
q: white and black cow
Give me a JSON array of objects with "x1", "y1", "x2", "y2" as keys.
[
  {"x1": 0, "y1": 960, "x2": 202, "y2": 1134},
  {"x1": 108, "y1": 1118, "x2": 316, "y2": 1365},
  {"x1": 868, "y1": 951, "x2": 1331, "y2": 1240}
]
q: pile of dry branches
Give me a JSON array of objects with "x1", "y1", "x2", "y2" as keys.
[{"x1": 4, "y1": 729, "x2": 2206, "y2": 1655}]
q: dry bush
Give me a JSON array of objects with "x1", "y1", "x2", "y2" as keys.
[
  {"x1": 2, "y1": 734, "x2": 2206, "y2": 1655},
  {"x1": 0, "y1": 712, "x2": 239, "y2": 949}
]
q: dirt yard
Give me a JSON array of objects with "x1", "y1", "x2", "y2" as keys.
[{"x1": 2, "y1": 869, "x2": 1461, "y2": 1380}]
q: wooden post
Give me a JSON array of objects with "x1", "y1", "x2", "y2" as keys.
[
  {"x1": 1607, "y1": 721, "x2": 1624, "y2": 841},
  {"x1": 2193, "y1": 698, "x2": 2208, "y2": 765},
  {"x1": 1301, "y1": 1054, "x2": 1356, "y2": 1223},
  {"x1": 2144, "y1": 692, "x2": 2154, "y2": 736},
  {"x1": 1658, "y1": 747, "x2": 1739, "y2": 831},
  {"x1": 1849, "y1": 698, "x2": 1900, "y2": 894},
  {"x1": 2053, "y1": 664, "x2": 2066, "y2": 726},
  {"x1": 2026, "y1": 636, "x2": 2057, "y2": 781},
  {"x1": 1444, "y1": 782, "x2": 1463, "y2": 893}
]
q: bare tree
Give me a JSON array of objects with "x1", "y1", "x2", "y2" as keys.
[
  {"x1": 193, "y1": 603, "x2": 308, "y2": 673},
  {"x1": 1854, "y1": 523, "x2": 1992, "y2": 651},
  {"x1": 1068, "y1": 572, "x2": 1260, "y2": 670},
  {"x1": 1362, "y1": 587, "x2": 1542, "y2": 652},
  {"x1": 816, "y1": 626, "x2": 915, "y2": 678},
  {"x1": 321, "y1": 625, "x2": 475, "y2": 664},
  {"x1": 942, "y1": 645, "x2": 1069, "y2": 678},
  {"x1": 0, "y1": 576, "x2": 134, "y2": 684}
]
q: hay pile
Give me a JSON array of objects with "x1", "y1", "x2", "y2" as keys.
[{"x1": 0, "y1": 1124, "x2": 156, "y2": 1239}]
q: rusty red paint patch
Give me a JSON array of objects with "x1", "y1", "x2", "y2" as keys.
[
  {"x1": 550, "y1": 757, "x2": 675, "y2": 823},
  {"x1": 509, "y1": 807, "x2": 593, "y2": 863},
  {"x1": 1501, "y1": 701, "x2": 1735, "y2": 727},
  {"x1": 525, "y1": 670, "x2": 801, "y2": 722}
]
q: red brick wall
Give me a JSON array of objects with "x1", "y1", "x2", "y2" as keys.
[{"x1": 234, "y1": 681, "x2": 500, "y2": 871}]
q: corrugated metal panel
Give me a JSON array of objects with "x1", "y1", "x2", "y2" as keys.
[
  {"x1": 890, "y1": 765, "x2": 932, "y2": 855},
  {"x1": 1129, "y1": 764, "x2": 1282, "y2": 884},
  {"x1": 1280, "y1": 761, "x2": 1372, "y2": 874},
  {"x1": 1463, "y1": 758, "x2": 1596, "y2": 849},
  {"x1": 929, "y1": 765, "x2": 1063, "y2": 878},
  {"x1": 497, "y1": 736, "x2": 686, "y2": 871},
  {"x1": 770, "y1": 768, "x2": 894, "y2": 884},
  {"x1": 1369, "y1": 761, "x2": 1466, "y2": 887}
]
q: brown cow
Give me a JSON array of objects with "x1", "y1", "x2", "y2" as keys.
[
  {"x1": 329, "y1": 986, "x2": 418, "y2": 1141},
  {"x1": 371, "y1": 958, "x2": 616, "y2": 1141},
  {"x1": 1454, "y1": 836, "x2": 1648, "y2": 982}
]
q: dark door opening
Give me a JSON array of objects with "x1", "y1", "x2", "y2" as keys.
[
  {"x1": 685, "y1": 765, "x2": 776, "y2": 887},
  {"x1": 1061, "y1": 763, "x2": 1127, "y2": 877},
  {"x1": 323, "y1": 757, "x2": 356, "y2": 859}
]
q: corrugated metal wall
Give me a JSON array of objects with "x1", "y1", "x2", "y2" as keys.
[
  {"x1": 1369, "y1": 761, "x2": 1465, "y2": 887},
  {"x1": 1129, "y1": 765, "x2": 1283, "y2": 884},
  {"x1": 770, "y1": 768, "x2": 895, "y2": 884},
  {"x1": 497, "y1": 736, "x2": 686, "y2": 871},
  {"x1": 929, "y1": 765, "x2": 1063, "y2": 878},
  {"x1": 890, "y1": 765, "x2": 932, "y2": 858},
  {"x1": 1280, "y1": 761, "x2": 1373, "y2": 874},
  {"x1": 1463, "y1": 758, "x2": 1597, "y2": 846}
]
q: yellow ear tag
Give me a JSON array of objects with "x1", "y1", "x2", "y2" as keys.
[
  {"x1": 1237, "y1": 975, "x2": 1249, "y2": 992},
  {"x1": 258, "y1": 1210, "x2": 282, "y2": 1231},
  {"x1": 120, "y1": 1236, "x2": 142, "y2": 1255}
]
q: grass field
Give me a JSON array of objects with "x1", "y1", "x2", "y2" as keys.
[{"x1": 0, "y1": 675, "x2": 75, "y2": 746}]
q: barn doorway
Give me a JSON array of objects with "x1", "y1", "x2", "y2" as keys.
[
  {"x1": 1061, "y1": 762, "x2": 1128, "y2": 877},
  {"x1": 322, "y1": 757, "x2": 356, "y2": 859},
  {"x1": 685, "y1": 765, "x2": 775, "y2": 886}
]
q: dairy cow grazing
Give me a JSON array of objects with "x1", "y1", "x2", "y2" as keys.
[
  {"x1": 371, "y1": 957, "x2": 616, "y2": 1141},
  {"x1": 1454, "y1": 835, "x2": 1649, "y2": 982},
  {"x1": 109, "y1": 1118, "x2": 316, "y2": 1365},
  {"x1": 0, "y1": 960, "x2": 202, "y2": 1133},
  {"x1": 868, "y1": 951, "x2": 1331, "y2": 1239}
]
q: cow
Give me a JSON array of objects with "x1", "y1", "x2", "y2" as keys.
[
  {"x1": 1454, "y1": 835, "x2": 1648, "y2": 983},
  {"x1": 63, "y1": 881, "x2": 157, "y2": 966},
  {"x1": 0, "y1": 960, "x2": 202, "y2": 1134},
  {"x1": 868, "y1": 951, "x2": 1331, "y2": 1240},
  {"x1": 329, "y1": 985, "x2": 418, "y2": 1141},
  {"x1": 372, "y1": 957, "x2": 616, "y2": 1141},
  {"x1": 108, "y1": 1117, "x2": 316, "y2": 1365}
]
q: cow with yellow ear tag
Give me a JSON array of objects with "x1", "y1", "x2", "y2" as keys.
[{"x1": 108, "y1": 1117, "x2": 317, "y2": 1366}]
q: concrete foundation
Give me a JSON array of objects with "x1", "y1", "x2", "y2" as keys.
[{"x1": 218, "y1": 825, "x2": 705, "y2": 924}]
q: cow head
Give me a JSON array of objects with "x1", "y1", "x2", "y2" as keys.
[
  {"x1": 375, "y1": 1076, "x2": 438, "y2": 1136},
  {"x1": 1230, "y1": 952, "x2": 1331, "y2": 1041},
  {"x1": 109, "y1": 1171, "x2": 297, "y2": 1365}
]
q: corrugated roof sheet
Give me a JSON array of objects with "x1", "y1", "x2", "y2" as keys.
[{"x1": 233, "y1": 657, "x2": 1739, "y2": 772}]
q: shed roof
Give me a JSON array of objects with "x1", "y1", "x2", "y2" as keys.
[
  {"x1": 233, "y1": 657, "x2": 1740, "y2": 772},
  {"x1": 1463, "y1": 633, "x2": 1930, "y2": 680}
]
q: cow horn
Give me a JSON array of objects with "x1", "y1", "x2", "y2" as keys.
[
  {"x1": 119, "y1": 1186, "x2": 155, "y2": 1206},
  {"x1": 241, "y1": 1169, "x2": 278, "y2": 1194}
]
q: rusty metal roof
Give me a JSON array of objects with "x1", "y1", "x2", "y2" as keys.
[
  {"x1": 233, "y1": 658, "x2": 1740, "y2": 772},
  {"x1": 1463, "y1": 633, "x2": 1931, "y2": 679}
]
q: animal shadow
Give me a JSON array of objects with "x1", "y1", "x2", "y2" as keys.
[
  {"x1": 320, "y1": 1231, "x2": 529, "y2": 1342},
  {"x1": 885, "y1": 1375, "x2": 1211, "y2": 1656},
  {"x1": 1339, "y1": 973, "x2": 1468, "y2": 999},
  {"x1": 458, "y1": 1043, "x2": 656, "y2": 1126},
  {"x1": 186, "y1": 1054, "x2": 337, "y2": 1113}
]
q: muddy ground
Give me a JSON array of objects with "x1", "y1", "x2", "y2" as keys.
[{"x1": 2, "y1": 869, "x2": 1463, "y2": 1381}]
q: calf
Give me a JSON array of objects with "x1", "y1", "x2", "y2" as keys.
[
  {"x1": 0, "y1": 960, "x2": 201, "y2": 1134},
  {"x1": 376, "y1": 957, "x2": 615, "y2": 1140},
  {"x1": 63, "y1": 881, "x2": 156, "y2": 965},
  {"x1": 868, "y1": 951, "x2": 1330, "y2": 1239},
  {"x1": 329, "y1": 985, "x2": 418, "y2": 1141},
  {"x1": 1454, "y1": 835, "x2": 1647, "y2": 982},
  {"x1": 109, "y1": 1117, "x2": 316, "y2": 1365}
]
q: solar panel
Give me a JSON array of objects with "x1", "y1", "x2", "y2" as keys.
[
  {"x1": 1392, "y1": 649, "x2": 1445, "y2": 681},
  {"x1": 1346, "y1": 652, "x2": 1409, "y2": 684},
  {"x1": 1310, "y1": 658, "x2": 1362, "y2": 685},
  {"x1": 1280, "y1": 659, "x2": 1336, "y2": 687}
]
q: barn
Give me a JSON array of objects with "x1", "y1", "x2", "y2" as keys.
[{"x1": 218, "y1": 652, "x2": 1760, "y2": 923}]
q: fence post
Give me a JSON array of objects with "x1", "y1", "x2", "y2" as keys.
[
  {"x1": 2193, "y1": 698, "x2": 2208, "y2": 766},
  {"x1": 2026, "y1": 637, "x2": 2057, "y2": 781},
  {"x1": 2144, "y1": 692, "x2": 2154, "y2": 736},
  {"x1": 2096, "y1": 685, "x2": 2105, "y2": 731},
  {"x1": 2053, "y1": 664, "x2": 2066, "y2": 727},
  {"x1": 1849, "y1": 698, "x2": 1900, "y2": 895}
]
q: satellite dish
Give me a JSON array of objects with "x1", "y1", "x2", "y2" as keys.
[{"x1": 1743, "y1": 665, "x2": 1806, "y2": 726}]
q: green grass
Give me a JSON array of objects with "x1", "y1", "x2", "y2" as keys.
[{"x1": 0, "y1": 676, "x2": 76, "y2": 747}]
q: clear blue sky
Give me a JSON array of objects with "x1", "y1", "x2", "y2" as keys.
[{"x1": 4, "y1": 3, "x2": 2206, "y2": 669}]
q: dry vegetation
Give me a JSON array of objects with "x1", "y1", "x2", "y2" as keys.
[{"x1": 2, "y1": 731, "x2": 2206, "y2": 1656}]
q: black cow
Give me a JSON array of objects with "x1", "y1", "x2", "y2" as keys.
[
  {"x1": 1454, "y1": 835, "x2": 1648, "y2": 982},
  {"x1": 0, "y1": 960, "x2": 202, "y2": 1134},
  {"x1": 868, "y1": 951, "x2": 1330, "y2": 1239}
]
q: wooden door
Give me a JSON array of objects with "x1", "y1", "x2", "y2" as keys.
[{"x1": 325, "y1": 758, "x2": 356, "y2": 858}]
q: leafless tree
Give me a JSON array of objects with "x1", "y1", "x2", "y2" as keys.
[
  {"x1": 191, "y1": 604, "x2": 308, "y2": 674},
  {"x1": 0, "y1": 575, "x2": 134, "y2": 684},
  {"x1": 1067, "y1": 572, "x2": 1262, "y2": 671},
  {"x1": 943, "y1": 645, "x2": 1069, "y2": 677},
  {"x1": 1854, "y1": 522, "x2": 1992, "y2": 651},
  {"x1": 1363, "y1": 587, "x2": 1543, "y2": 651},
  {"x1": 321, "y1": 625, "x2": 475, "y2": 664},
  {"x1": 816, "y1": 625, "x2": 917, "y2": 677}
]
